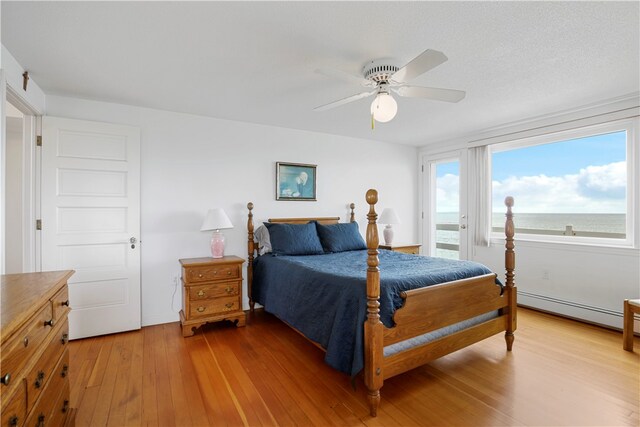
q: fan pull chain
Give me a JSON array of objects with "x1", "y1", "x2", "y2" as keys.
[{"x1": 371, "y1": 113, "x2": 375, "y2": 130}]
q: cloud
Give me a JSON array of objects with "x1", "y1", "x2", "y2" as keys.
[
  {"x1": 492, "y1": 161, "x2": 626, "y2": 213},
  {"x1": 436, "y1": 173, "x2": 459, "y2": 212}
]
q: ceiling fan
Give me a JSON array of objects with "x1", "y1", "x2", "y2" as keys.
[{"x1": 314, "y1": 49, "x2": 466, "y2": 126}]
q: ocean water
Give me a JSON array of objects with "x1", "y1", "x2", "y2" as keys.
[{"x1": 434, "y1": 212, "x2": 626, "y2": 258}]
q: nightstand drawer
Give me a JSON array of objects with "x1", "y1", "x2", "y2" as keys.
[
  {"x1": 185, "y1": 265, "x2": 239, "y2": 283},
  {"x1": 190, "y1": 296, "x2": 239, "y2": 318},
  {"x1": 190, "y1": 282, "x2": 239, "y2": 300}
]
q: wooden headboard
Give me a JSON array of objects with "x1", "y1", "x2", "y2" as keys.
[{"x1": 246, "y1": 202, "x2": 356, "y2": 310}]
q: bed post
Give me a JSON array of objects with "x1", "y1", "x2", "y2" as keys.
[
  {"x1": 247, "y1": 202, "x2": 255, "y2": 312},
  {"x1": 504, "y1": 196, "x2": 517, "y2": 351},
  {"x1": 364, "y1": 189, "x2": 383, "y2": 417},
  {"x1": 349, "y1": 203, "x2": 355, "y2": 223}
]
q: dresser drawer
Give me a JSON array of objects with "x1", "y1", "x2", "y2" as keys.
[
  {"x1": 189, "y1": 281, "x2": 239, "y2": 300},
  {"x1": 46, "y1": 381, "x2": 70, "y2": 427},
  {"x1": 1, "y1": 380, "x2": 26, "y2": 427},
  {"x1": 51, "y1": 287, "x2": 70, "y2": 324},
  {"x1": 189, "y1": 296, "x2": 239, "y2": 318},
  {"x1": 25, "y1": 350, "x2": 69, "y2": 427},
  {"x1": 1, "y1": 304, "x2": 53, "y2": 400},
  {"x1": 26, "y1": 320, "x2": 69, "y2": 411},
  {"x1": 185, "y1": 264, "x2": 239, "y2": 283}
]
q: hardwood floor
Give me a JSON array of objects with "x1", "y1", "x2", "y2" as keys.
[{"x1": 69, "y1": 308, "x2": 639, "y2": 426}]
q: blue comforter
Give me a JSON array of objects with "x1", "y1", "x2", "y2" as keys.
[{"x1": 253, "y1": 249, "x2": 495, "y2": 376}]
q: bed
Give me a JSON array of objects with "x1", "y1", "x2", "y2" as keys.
[{"x1": 246, "y1": 189, "x2": 516, "y2": 417}]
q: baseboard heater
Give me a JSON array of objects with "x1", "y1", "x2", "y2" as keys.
[{"x1": 518, "y1": 290, "x2": 624, "y2": 318}]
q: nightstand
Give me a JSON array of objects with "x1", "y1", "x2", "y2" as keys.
[
  {"x1": 179, "y1": 256, "x2": 246, "y2": 337},
  {"x1": 379, "y1": 243, "x2": 421, "y2": 254}
]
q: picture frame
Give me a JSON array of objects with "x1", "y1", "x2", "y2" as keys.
[{"x1": 276, "y1": 162, "x2": 317, "y2": 201}]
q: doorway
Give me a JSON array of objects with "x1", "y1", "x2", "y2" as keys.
[{"x1": 4, "y1": 100, "x2": 25, "y2": 273}]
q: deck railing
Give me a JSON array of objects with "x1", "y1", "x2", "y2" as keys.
[{"x1": 435, "y1": 223, "x2": 625, "y2": 253}]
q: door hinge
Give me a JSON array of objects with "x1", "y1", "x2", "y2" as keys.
[
  {"x1": 36, "y1": 219, "x2": 42, "y2": 230},
  {"x1": 421, "y1": 165, "x2": 424, "y2": 172},
  {"x1": 36, "y1": 136, "x2": 42, "y2": 147},
  {"x1": 421, "y1": 212, "x2": 424, "y2": 219}
]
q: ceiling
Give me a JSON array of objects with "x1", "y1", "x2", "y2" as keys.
[{"x1": 2, "y1": 1, "x2": 638, "y2": 146}]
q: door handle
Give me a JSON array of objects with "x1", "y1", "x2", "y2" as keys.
[{"x1": 130, "y1": 237, "x2": 137, "y2": 249}]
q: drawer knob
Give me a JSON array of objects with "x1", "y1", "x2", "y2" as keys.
[
  {"x1": 197, "y1": 306, "x2": 205, "y2": 313},
  {"x1": 24, "y1": 336, "x2": 29, "y2": 347},
  {"x1": 61, "y1": 365, "x2": 69, "y2": 378},
  {"x1": 62, "y1": 300, "x2": 70, "y2": 307},
  {"x1": 213, "y1": 271, "x2": 218, "y2": 275},
  {"x1": 225, "y1": 303, "x2": 234, "y2": 309},
  {"x1": 62, "y1": 399, "x2": 70, "y2": 413},
  {"x1": 34, "y1": 371, "x2": 45, "y2": 388},
  {"x1": 197, "y1": 290, "x2": 206, "y2": 297},
  {"x1": 227, "y1": 271, "x2": 231, "y2": 275},
  {"x1": 44, "y1": 318, "x2": 55, "y2": 327},
  {"x1": 37, "y1": 414, "x2": 45, "y2": 427},
  {"x1": 61, "y1": 333, "x2": 69, "y2": 345},
  {"x1": 9, "y1": 416, "x2": 18, "y2": 426},
  {"x1": 198, "y1": 273, "x2": 203, "y2": 278},
  {"x1": 1, "y1": 373, "x2": 10, "y2": 386},
  {"x1": 225, "y1": 286, "x2": 233, "y2": 293}
]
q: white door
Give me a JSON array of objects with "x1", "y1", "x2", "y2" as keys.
[
  {"x1": 423, "y1": 151, "x2": 468, "y2": 259},
  {"x1": 41, "y1": 117, "x2": 141, "y2": 339}
]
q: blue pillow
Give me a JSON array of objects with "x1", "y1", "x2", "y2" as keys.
[
  {"x1": 316, "y1": 222, "x2": 367, "y2": 253},
  {"x1": 263, "y1": 222, "x2": 324, "y2": 256}
]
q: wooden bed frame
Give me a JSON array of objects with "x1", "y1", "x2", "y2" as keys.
[{"x1": 246, "y1": 189, "x2": 516, "y2": 417}]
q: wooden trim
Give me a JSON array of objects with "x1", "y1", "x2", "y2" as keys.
[{"x1": 267, "y1": 217, "x2": 339, "y2": 225}]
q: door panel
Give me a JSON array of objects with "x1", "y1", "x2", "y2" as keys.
[
  {"x1": 423, "y1": 151, "x2": 468, "y2": 260},
  {"x1": 41, "y1": 116, "x2": 140, "y2": 339}
]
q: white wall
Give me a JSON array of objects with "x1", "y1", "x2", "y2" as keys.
[
  {"x1": 5, "y1": 116, "x2": 23, "y2": 273},
  {"x1": 46, "y1": 95, "x2": 418, "y2": 326}
]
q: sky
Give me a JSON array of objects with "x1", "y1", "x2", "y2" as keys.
[{"x1": 436, "y1": 130, "x2": 627, "y2": 214}]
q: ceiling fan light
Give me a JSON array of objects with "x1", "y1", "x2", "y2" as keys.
[{"x1": 370, "y1": 92, "x2": 397, "y2": 123}]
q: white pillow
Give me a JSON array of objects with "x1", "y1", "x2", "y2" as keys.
[{"x1": 254, "y1": 225, "x2": 272, "y2": 255}]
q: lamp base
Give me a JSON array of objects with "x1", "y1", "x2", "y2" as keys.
[
  {"x1": 210, "y1": 231, "x2": 225, "y2": 258},
  {"x1": 383, "y1": 225, "x2": 394, "y2": 245}
]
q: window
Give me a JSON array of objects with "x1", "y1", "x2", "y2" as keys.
[{"x1": 490, "y1": 120, "x2": 635, "y2": 246}]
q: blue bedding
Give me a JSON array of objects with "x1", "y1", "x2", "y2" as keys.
[{"x1": 253, "y1": 249, "x2": 497, "y2": 376}]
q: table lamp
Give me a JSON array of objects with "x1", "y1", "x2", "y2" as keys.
[
  {"x1": 201, "y1": 208, "x2": 234, "y2": 258},
  {"x1": 379, "y1": 208, "x2": 401, "y2": 245}
]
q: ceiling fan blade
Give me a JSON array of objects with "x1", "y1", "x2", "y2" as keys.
[
  {"x1": 394, "y1": 85, "x2": 466, "y2": 103},
  {"x1": 316, "y1": 68, "x2": 374, "y2": 87},
  {"x1": 390, "y1": 49, "x2": 448, "y2": 84},
  {"x1": 313, "y1": 90, "x2": 376, "y2": 112}
]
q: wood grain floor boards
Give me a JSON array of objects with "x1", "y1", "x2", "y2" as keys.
[{"x1": 68, "y1": 308, "x2": 640, "y2": 426}]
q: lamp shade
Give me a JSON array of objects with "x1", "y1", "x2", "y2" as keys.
[
  {"x1": 370, "y1": 93, "x2": 398, "y2": 123},
  {"x1": 379, "y1": 208, "x2": 401, "y2": 225},
  {"x1": 200, "y1": 208, "x2": 234, "y2": 231}
]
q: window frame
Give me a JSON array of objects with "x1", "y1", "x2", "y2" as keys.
[{"x1": 489, "y1": 117, "x2": 638, "y2": 249}]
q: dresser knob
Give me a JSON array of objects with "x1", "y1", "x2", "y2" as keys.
[
  {"x1": 62, "y1": 399, "x2": 70, "y2": 413},
  {"x1": 198, "y1": 273, "x2": 203, "y2": 278},
  {"x1": 227, "y1": 271, "x2": 231, "y2": 275},
  {"x1": 225, "y1": 303, "x2": 233, "y2": 309},
  {"x1": 24, "y1": 337, "x2": 29, "y2": 347},
  {"x1": 197, "y1": 290, "x2": 205, "y2": 297},
  {"x1": 8, "y1": 415, "x2": 18, "y2": 426},
  {"x1": 197, "y1": 306, "x2": 205, "y2": 313},
  {"x1": 1, "y1": 373, "x2": 10, "y2": 386},
  {"x1": 44, "y1": 319, "x2": 55, "y2": 327},
  {"x1": 37, "y1": 414, "x2": 45, "y2": 427},
  {"x1": 225, "y1": 286, "x2": 233, "y2": 294},
  {"x1": 61, "y1": 333, "x2": 69, "y2": 345},
  {"x1": 61, "y1": 365, "x2": 69, "y2": 378},
  {"x1": 62, "y1": 300, "x2": 70, "y2": 307}
]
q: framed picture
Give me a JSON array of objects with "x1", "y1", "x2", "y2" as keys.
[{"x1": 276, "y1": 162, "x2": 317, "y2": 201}]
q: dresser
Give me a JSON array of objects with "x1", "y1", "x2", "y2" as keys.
[
  {"x1": 379, "y1": 243, "x2": 422, "y2": 254},
  {"x1": 1, "y1": 271, "x2": 75, "y2": 427},
  {"x1": 179, "y1": 256, "x2": 246, "y2": 337}
]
